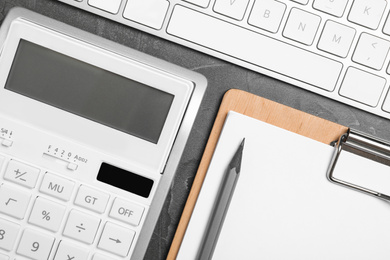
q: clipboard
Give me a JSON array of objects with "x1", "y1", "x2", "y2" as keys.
[{"x1": 167, "y1": 89, "x2": 390, "y2": 259}]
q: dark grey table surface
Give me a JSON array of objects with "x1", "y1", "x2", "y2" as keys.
[{"x1": 1, "y1": 1, "x2": 390, "y2": 259}]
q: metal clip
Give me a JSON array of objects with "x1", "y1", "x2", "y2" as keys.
[{"x1": 327, "y1": 129, "x2": 390, "y2": 201}]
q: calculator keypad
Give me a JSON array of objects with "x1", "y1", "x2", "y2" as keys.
[{"x1": 0, "y1": 154, "x2": 146, "y2": 259}]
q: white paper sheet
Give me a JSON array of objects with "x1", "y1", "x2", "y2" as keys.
[{"x1": 178, "y1": 111, "x2": 390, "y2": 260}]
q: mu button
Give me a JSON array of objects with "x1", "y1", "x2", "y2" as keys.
[{"x1": 40, "y1": 173, "x2": 75, "y2": 201}]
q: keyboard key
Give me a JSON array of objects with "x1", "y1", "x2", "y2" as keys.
[
  {"x1": 382, "y1": 93, "x2": 390, "y2": 113},
  {"x1": 28, "y1": 197, "x2": 66, "y2": 232},
  {"x1": 348, "y1": 0, "x2": 387, "y2": 30},
  {"x1": 318, "y1": 20, "x2": 356, "y2": 57},
  {"x1": 283, "y1": 8, "x2": 321, "y2": 45},
  {"x1": 0, "y1": 184, "x2": 31, "y2": 219},
  {"x1": 40, "y1": 173, "x2": 75, "y2": 201},
  {"x1": 109, "y1": 197, "x2": 144, "y2": 226},
  {"x1": 183, "y1": 0, "x2": 210, "y2": 8},
  {"x1": 0, "y1": 254, "x2": 8, "y2": 260},
  {"x1": 74, "y1": 185, "x2": 110, "y2": 213},
  {"x1": 313, "y1": 0, "x2": 349, "y2": 17},
  {"x1": 340, "y1": 67, "x2": 386, "y2": 107},
  {"x1": 88, "y1": 0, "x2": 122, "y2": 14},
  {"x1": 213, "y1": 0, "x2": 250, "y2": 21},
  {"x1": 123, "y1": 0, "x2": 169, "y2": 30},
  {"x1": 16, "y1": 229, "x2": 55, "y2": 260},
  {"x1": 168, "y1": 5, "x2": 342, "y2": 91},
  {"x1": 54, "y1": 240, "x2": 89, "y2": 260},
  {"x1": 352, "y1": 33, "x2": 390, "y2": 70},
  {"x1": 383, "y1": 14, "x2": 390, "y2": 36},
  {"x1": 248, "y1": 0, "x2": 286, "y2": 33},
  {"x1": 4, "y1": 160, "x2": 40, "y2": 189},
  {"x1": 63, "y1": 210, "x2": 101, "y2": 244},
  {"x1": 0, "y1": 218, "x2": 20, "y2": 251},
  {"x1": 97, "y1": 222, "x2": 135, "y2": 257}
]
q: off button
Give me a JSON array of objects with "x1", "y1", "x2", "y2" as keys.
[{"x1": 109, "y1": 198, "x2": 144, "y2": 226}]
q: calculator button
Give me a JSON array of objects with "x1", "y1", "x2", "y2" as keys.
[
  {"x1": 0, "y1": 184, "x2": 31, "y2": 219},
  {"x1": 1, "y1": 139, "x2": 13, "y2": 147},
  {"x1": 16, "y1": 229, "x2": 55, "y2": 260},
  {"x1": 109, "y1": 198, "x2": 144, "y2": 226},
  {"x1": 0, "y1": 254, "x2": 8, "y2": 260},
  {"x1": 0, "y1": 218, "x2": 20, "y2": 251},
  {"x1": 74, "y1": 185, "x2": 109, "y2": 213},
  {"x1": 67, "y1": 162, "x2": 78, "y2": 171},
  {"x1": 63, "y1": 210, "x2": 101, "y2": 244},
  {"x1": 4, "y1": 160, "x2": 40, "y2": 188},
  {"x1": 40, "y1": 173, "x2": 75, "y2": 201},
  {"x1": 97, "y1": 222, "x2": 135, "y2": 257},
  {"x1": 54, "y1": 240, "x2": 89, "y2": 260},
  {"x1": 93, "y1": 253, "x2": 116, "y2": 260},
  {"x1": 28, "y1": 197, "x2": 66, "y2": 232}
]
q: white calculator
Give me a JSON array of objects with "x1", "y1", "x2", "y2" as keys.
[{"x1": 0, "y1": 8, "x2": 206, "y2": 260}]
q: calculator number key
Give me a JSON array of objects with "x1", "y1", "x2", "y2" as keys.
[
  {"x1": 0, "y1": 218, "x2": 20, "y2": 251},
  {"x1": 3, "y1": 160, "x2": 40, "y2": 188},
  {"x1": 98, "y1": 222, "x2": 135, "y2": 257},
  {"x1": 16, "y1": 229, "x2": 55, "y2": 260}
]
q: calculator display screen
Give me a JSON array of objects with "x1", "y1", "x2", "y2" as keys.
[{"x1": 5, "y1": 40, "x2": 174, "y2": 144}]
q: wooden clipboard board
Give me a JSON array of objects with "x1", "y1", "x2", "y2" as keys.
[{"x1": 167, "y1": 89, "x2": 348, "y2": 259}]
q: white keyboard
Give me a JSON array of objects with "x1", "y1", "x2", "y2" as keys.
[
  {"x1": 58, "y1": 0, "x2": 390, "y2": 119},
  {"x1": 0, "y1": 154, "x2": 144, "y2": 260}
]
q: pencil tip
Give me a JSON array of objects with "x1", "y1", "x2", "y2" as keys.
[{"x1": 230, "y1": 138, "x2": 245, "y2": 173}]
